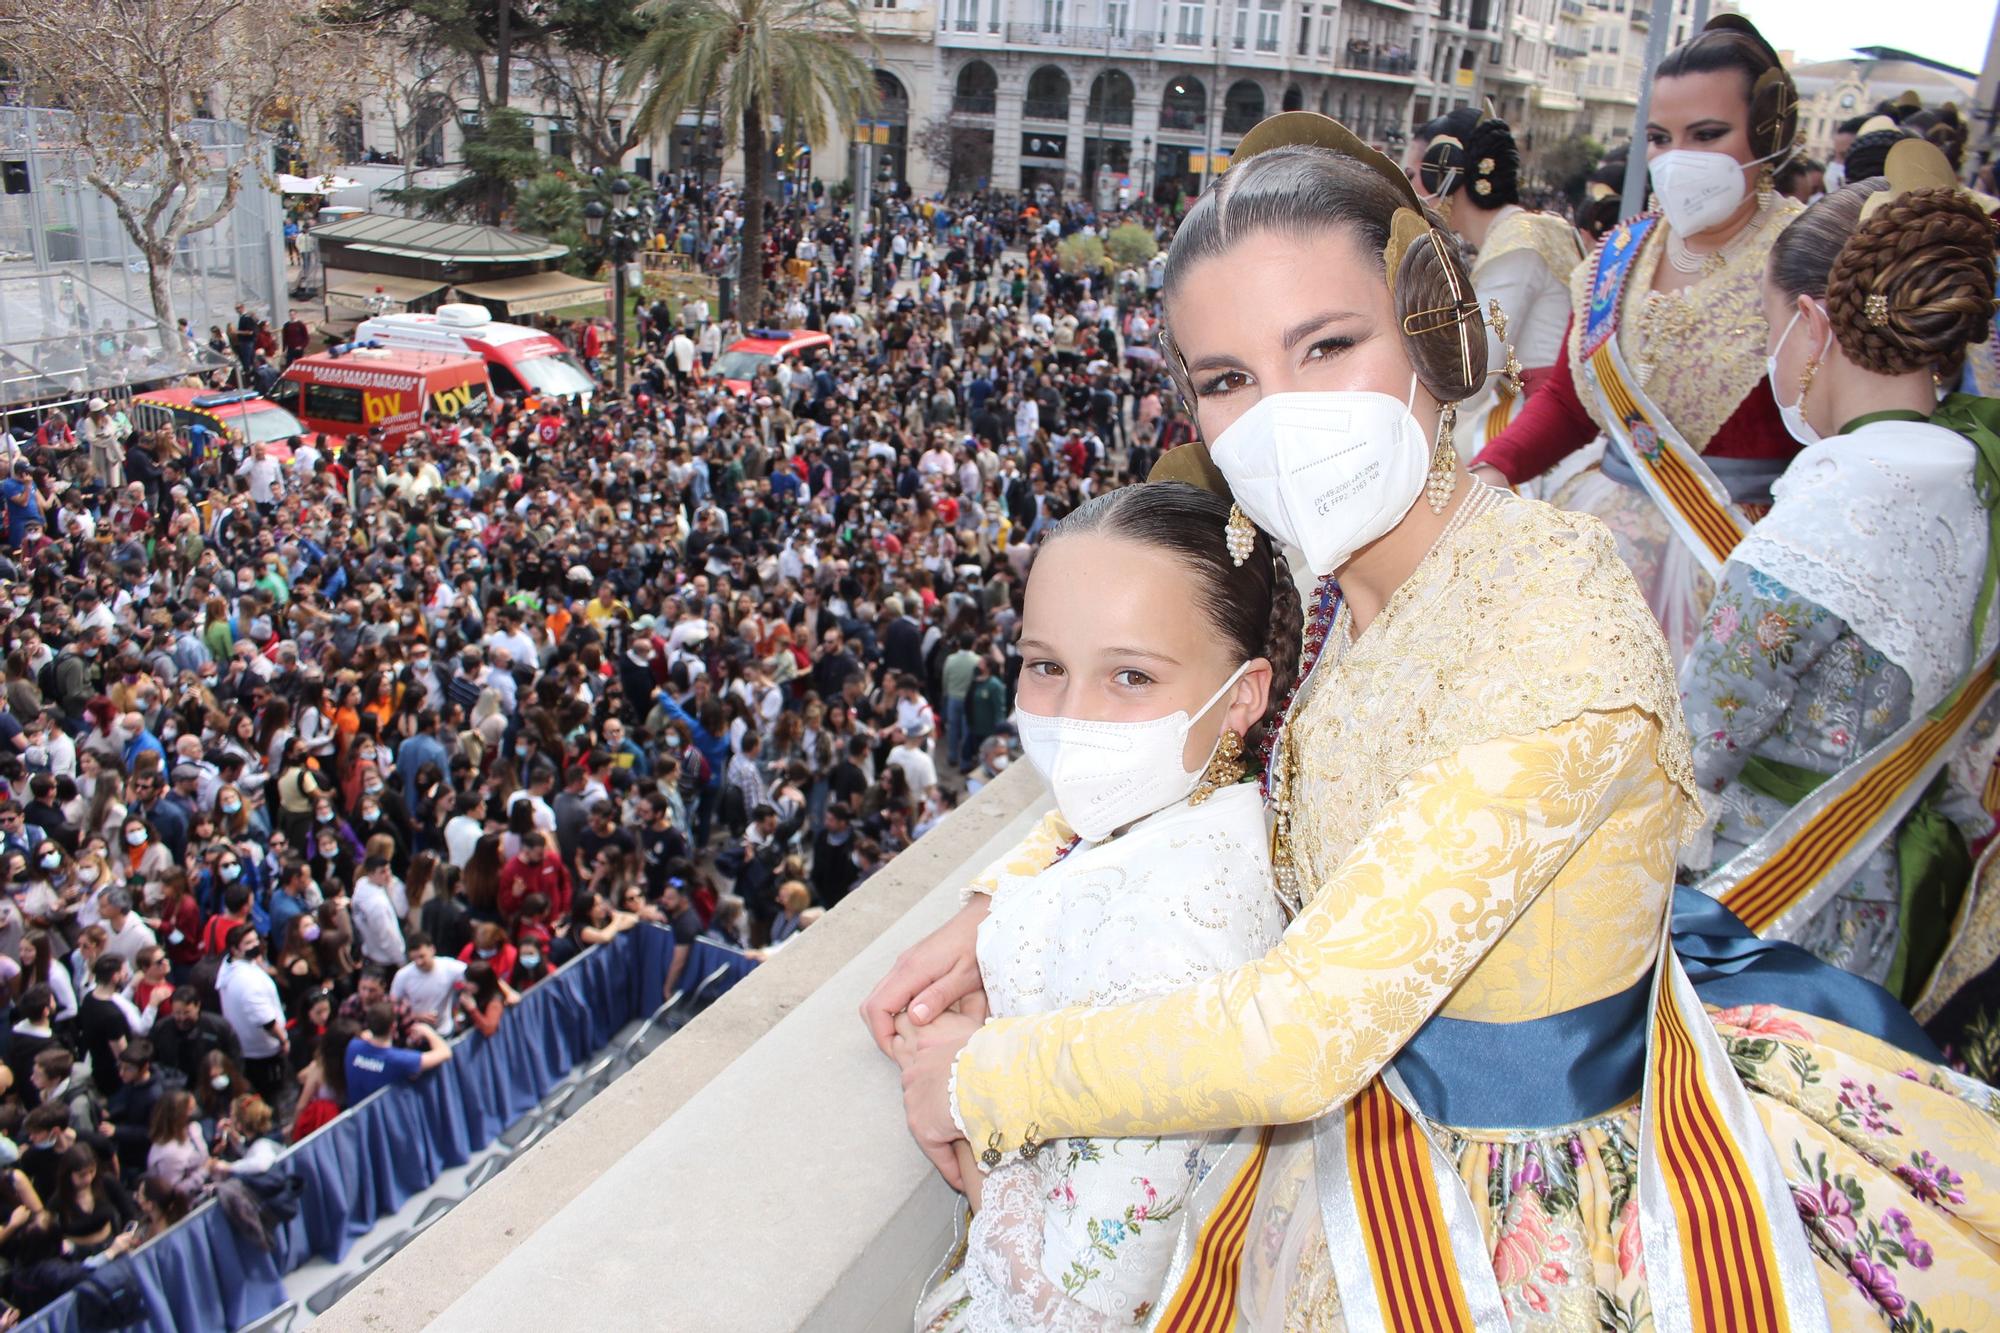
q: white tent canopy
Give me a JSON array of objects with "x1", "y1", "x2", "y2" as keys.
[{"x1": 279, "y1": 172, "x2": 361, "y2": 194}]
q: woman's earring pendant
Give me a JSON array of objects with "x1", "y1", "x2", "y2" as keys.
[
  {"x1": 1427, "y1": 404, "x2": 1459, "y2": 514},
  {"x1": 1190, "y1": 729, "x2": 1245, "y2": 805}
]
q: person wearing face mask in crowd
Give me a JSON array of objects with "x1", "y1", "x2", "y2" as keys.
[
  {"x1": 1678, "y1": 142, "x2": 2000, "y2": 1043},
  {"x1": 1471, "y1": 16, "x2": 1809, "y2": 663},
  {"x1": 875, "y1": 111, "x2": 2000, "y2": 1327},
  {"x1": 1414, "y1": 111, "x2": 1585, "y2": 472},
  {"x1": 215, "y1": 925, "x2": 288, "y2": 1103}
]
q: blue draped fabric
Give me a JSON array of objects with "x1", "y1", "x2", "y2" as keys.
[
  {"x1": 1390, "y1": 889, "x2": 1942, "y2": 1130},
  {"x1": 1670, "y1": 886, "x2": 1943, "y2": 1062},
  {"x1": 25, "y1": 925, "x2": 682, "y2": 1333},
  {"x1": 680, "y1": 938, "x2": 760, "y2": 1001}
]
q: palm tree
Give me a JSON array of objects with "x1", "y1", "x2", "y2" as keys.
[{"x1": 622, "y1": 0, "x2": 876, "y2": 327}]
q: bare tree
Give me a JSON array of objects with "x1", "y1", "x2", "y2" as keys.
[
  {"x1": 530, "y1": 48, "x2": 647, "y2": 171},
  {"x1": 0, "y1": 0, "x2": 361, "y2": 347}
]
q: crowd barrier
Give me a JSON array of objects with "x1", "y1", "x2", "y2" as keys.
[{"x1": 21, "y1": 923, "x2": 746, "y2": 1333}]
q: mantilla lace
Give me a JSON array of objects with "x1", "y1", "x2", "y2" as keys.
[{"x1": 1731, "y1": 419, "x2": 1994, "y2": 710}]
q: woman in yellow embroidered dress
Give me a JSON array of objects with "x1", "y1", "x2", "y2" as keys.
[
  {"x1": 868, "y1": 114, "x2": 2000, "y2": 1331},
  {"x1": 1469, "y1": 17, "x2": 1806, "y2": 663}
]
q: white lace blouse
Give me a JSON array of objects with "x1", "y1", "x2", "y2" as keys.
[{"x1": 960, "y1": 784, "x2": 1287, "y2": 1330}]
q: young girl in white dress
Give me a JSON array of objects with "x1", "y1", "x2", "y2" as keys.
[{"x1": 913, "y1": 480, "x2": 1301, "y2": 1331}]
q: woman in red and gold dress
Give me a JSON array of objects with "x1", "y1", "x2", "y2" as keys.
[{"x1": 1471, "y1": 16, "x2": 1804, "y2": 661}]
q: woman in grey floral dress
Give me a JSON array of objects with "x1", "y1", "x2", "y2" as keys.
[{"x1": 1679, "y1": 145, "x2": 2000, "y2": 1011}]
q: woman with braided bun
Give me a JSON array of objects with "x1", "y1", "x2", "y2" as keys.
[
  {"x1": 1471, "y1": 16, "x2": 1808, "y2": 662},
  {"x1": 1681, "y1": 140, "x2": 2000, "y2": 1039},
  {"x1": 872, "y1": 111, "x2": 2000, "y2": 1332},
  {"x1": 1417, "y1": 110, "x2": 1585, "y2": 469}
]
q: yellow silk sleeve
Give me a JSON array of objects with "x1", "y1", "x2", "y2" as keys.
[
  {"x1": 960, "y1": 809, "x2": 1076, "y2": 905},
  {"x1": 951, "y1": 709, "x2": 1664, "y2": 1149}
]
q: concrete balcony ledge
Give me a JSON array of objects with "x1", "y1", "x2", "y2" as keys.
[{"x1": 319, "y1": 765, "x2": 1050, "y2": 1333}]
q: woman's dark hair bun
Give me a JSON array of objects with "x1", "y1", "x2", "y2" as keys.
[{"x1": 1826, "y1": 186, "x2": 2000, "y2": 379}]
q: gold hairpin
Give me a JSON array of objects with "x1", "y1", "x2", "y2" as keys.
[{"x1": 1865, "y1": 293, "x2": 1890, "y2": 325}]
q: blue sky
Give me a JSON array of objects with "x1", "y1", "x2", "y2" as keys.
[{"x1": 1741, "y1": 0, "x2": 1995, "y2": 72}]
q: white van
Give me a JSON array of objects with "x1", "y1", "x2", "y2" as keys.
[{"x1": 356, "y1": 302, "x2": 594, "y2": 403}]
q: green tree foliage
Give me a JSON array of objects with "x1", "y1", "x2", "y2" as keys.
[
  {"x1": 388, "y1": 105, "x2": 545, "y2": 223},
  {"x1": 619, "y1": 0, "x2": 876, "y2": 324},
  {"x1": 1104, "y1": 222, "x2": 1158, "y2": 269},
  {"x1": 1056, "y1": 233, "x2": 1109, "y2": 277}
]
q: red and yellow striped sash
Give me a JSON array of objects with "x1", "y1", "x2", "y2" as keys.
[
  {"x1": 1155, "y1": 1128, "x2": 1273, "y2": 1333},
  {"x1": 1722, "y1": 661, "x2": 1999, "y2": 932},
  {"x1": 1650, "y1": 982, "x2": 1793, "y2": 1332},
  {"x1": 1588, "y1": 345, "x2": 1748, "y2": 568},
  {"x1": 1347, "y1": 1080, "x2": 1479, "y2": 1332}
]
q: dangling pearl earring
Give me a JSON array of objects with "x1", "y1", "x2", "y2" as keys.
[{"x1": 1427, "y1": 404, "x2": 1459, "y2": 514}]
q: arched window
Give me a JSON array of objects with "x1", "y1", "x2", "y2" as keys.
[
  {"x1": 1086, "y1": 69, "x2": 1135, "y2": 127},
  {"x1": 1222, "y1": 80, "x2": 1265, "y2": 135},
  {"x1": 953, "y1": 61, "x2": 998, "y2": 115},
  {"x1": 1024, "y1": 66, "x2": 1072, "y2": 122},
  {"x1": 1282, "y1": 84, "x2": 1304, "y2": 112},
  {"x1": 875, "y1": 70, "x2": 910, "y2": 124},
  {"x1": 1159, "y1": 77, "x2": 1206, "y2": 133}
]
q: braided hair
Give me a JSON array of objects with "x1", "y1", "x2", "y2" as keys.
[
  {"x1": 1827, "y1": 188, "x2": 1999, "y2": 380},
  {"x1": 1769, "y1": 180, "x2": 1999, "y2": 381},
  {"x1": 1044, "y1": 482, "x2": 1303, "y2": 758}
]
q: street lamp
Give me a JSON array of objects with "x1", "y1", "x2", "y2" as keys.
[{"x1": 584, "y1": 178, "x2": 646, "y2": 402}]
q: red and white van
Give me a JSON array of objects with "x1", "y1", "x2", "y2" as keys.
[
  {"x1": 356, "y1": 303, "x2": 594, "y2": 404},
  {"x1": 271, "y1": 344, "x2": 490, "y2": 447}
]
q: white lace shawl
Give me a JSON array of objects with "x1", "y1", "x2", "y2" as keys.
[{"x1": 1731, "y1": 418, "x2": 1994, "y2": 709}]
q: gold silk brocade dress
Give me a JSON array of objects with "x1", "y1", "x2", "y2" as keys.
[{"x1": 949, "y1": 487, "x2": 2000, "y2": 1330}]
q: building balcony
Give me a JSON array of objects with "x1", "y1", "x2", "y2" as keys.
[
  {"x1": 1158, "y1": 104, "x2": 1209, "y2": 131},
  {"x1": 863, "y1": 7, "x2": 937, "y2": 39},
  {"x1": 1340, "y1": 48, "x2": 1420, "y2": 77},
  {"x1": 1001, "y1": 21, "x2": 1157, "y2": 52},
  {"x1": 325, "y1": 767, "x2": 1053, "y2": 1331},
  {"x1": 1558, "y1": 0, "x2": 1585, "y2": 14},
  {"x1": 1021, "y1": 97, "x2": 1072, "y2": 122},
  {"x1": 1553, "y1": 43, "x2": 1588, "y2": 59},
  {"x1": 1535, "y1": 86, "x2": 1583, "y2": 110},
  {"x1": 1085, "y1": 103, "x2": 1136, "y2": 126}
]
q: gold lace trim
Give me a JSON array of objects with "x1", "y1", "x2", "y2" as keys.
[
  {"x1": 1273, "y1": 487, "x2": 1701, "y2": 910},
  {"x1": 1565, "y1": 199, "x2": 1801, "y2": 452}
]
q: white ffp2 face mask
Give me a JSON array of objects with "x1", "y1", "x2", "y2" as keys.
[
  {"x1": 1647, "y1": 149, "x2": 1750, "y2": 236},
  {"x1": 1015, "y1": 662, "x2": 1250, "y2": 842},
  {"x1": 1208, "y1": 381, "x2": 1431, "y2": 578},
  {"x1": 1766, "y1": 308, "x2": 1826, "y2": 447},
  {"x1": 1648, "y1": 142, "x2": 1791, "y2": 238}
]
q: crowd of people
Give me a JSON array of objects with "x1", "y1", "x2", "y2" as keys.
[
  {"x1": 0, "y1": 165, "x2": 1194, "y2": 1311},
  {"x1": 5, "y1": 16, "x2": 2000, "y2": 1320}
]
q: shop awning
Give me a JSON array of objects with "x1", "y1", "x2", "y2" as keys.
[
  {"x1": 454, "y1": 271, "x2": 609, "y2": 316},
  {"x1": 324, "y1": 269, "x2": 447, "y2": 306}
]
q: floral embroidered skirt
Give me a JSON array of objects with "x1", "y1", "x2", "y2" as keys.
[{"x1": 1237, "y1": 1004, "x2": 2000, "y2": 1332}]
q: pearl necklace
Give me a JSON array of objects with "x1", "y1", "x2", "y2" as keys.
[{"x1": 1664, "y1": 189, "x2": 1778, "y2": 276}]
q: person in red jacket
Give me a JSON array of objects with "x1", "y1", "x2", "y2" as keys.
[{"x1": 496, "y1": 832, "x2": 572, "y2": 926}]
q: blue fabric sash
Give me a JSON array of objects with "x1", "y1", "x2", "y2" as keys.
[
  {"x1": 1599, "y1": 444, "x2": 1788, "y2": 506},
  {"x1": 1390, "y1": 888, "x2": 1939, "y2": 1130},
  {"x1": 1670, "y1": 886, "x2": 1941, "y2": 1062}
]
